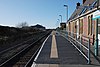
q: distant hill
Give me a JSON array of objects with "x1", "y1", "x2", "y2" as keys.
[
  {"x1": 31, "y1": 24, "x2": 46, "y2": 30},
  {"x1": 0, "y1": 24, "x2": 46, "y2": 36}
]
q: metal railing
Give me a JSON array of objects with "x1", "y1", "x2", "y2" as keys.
[{"x1": 59, "y1": 30, "x2": 93, "y2": 64}]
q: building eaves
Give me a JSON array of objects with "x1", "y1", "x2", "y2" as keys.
[{"x1": 68, "y1": 0, "x2": 95, "y2": 22}]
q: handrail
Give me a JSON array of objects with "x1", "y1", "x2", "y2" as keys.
[
  {"x1": 68, "y1": 35, "x2": 89, "y2": 51},
  {"x1": 67, "y1": 31, "x2": 94, "y2": 45},
  {"x1": 60, "y1": 30, "x2": 91, "y2": 64}
]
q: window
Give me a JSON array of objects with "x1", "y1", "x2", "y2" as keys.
[
  {"x1": 80, "y1": 19, "x2": 83, "y2": 34},
  {"x1": 88, "y1": 16, "x2": 91, "y2": 35},
  {"x1": 88, "y1": 15, "x2": 93, "y2": 35},
  {"x1": 98, "y1": 19, "x2": 100, "y2": 34},
  {"x1": 90, "y1": 15, "x2": 93, "y2": 35}
]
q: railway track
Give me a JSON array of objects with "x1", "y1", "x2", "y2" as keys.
[
  {"x1": 0, "y1": 30, "x2": 51, "y2": 67},
  {"x1": 0, "y1": 31, "x2": 44, "y2": 54},
  {"x1": 0, "y1": 31, "x2": 44, "y2": 64}
]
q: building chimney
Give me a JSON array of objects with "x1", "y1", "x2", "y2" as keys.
[
  {"x1": 76, "y1": 2, "x2": 80, "y2": 9},
  {"x1": 83, "y1": 0, "x2": 86, "y2": 4},
  {"x1": 77, "y1": 2, "x2": 80, "y2": 6}
]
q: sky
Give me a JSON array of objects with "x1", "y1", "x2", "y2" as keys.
[{"x1": 0, "y1": 0, "x2": 82, "y2": 29}]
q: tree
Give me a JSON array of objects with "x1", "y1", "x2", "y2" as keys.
[{"x1": 16, "y1": 22, "x2": 28, "y2": 28}]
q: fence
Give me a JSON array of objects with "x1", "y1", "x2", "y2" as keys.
[{"x1": 59, "y1": 30, "x2": 95, "y2": 64}]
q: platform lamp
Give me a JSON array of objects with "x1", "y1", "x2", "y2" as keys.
[
  {"x1": 59, "y1": 15, "x2": 62, "y2": 23},
  {"x1": 95, "y1": 0, "x2": 100, "y2": 56},
  {"x1": 64, "y1": 5, "x2": 68, "y2": 22}
]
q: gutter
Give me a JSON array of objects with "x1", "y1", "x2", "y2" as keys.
[{"x1": 68, "y1": 6, "x2": 100, "y2": 23}]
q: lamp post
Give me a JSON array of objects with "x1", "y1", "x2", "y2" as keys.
[
  {"x1": 95, "y1": 19, "x2": 99, "y2": 56},
  {"x1": 59, "y1": 15, "x2": 62, "y2": 23},
  {"x1": 95, "y1": 0, "x2": 99, "y2": 56},
  {"x1": 57, "y1": 19, "x2": 60, "y2": 26},
  {"x1": 64, "y1": 5, "x2": 68, "y2": 22},
  {"x1": 56, "y1": 19, "x2": 60, "y2": 31},
  {"x1": 56, "y1": 19, "x2": 60, "y2": 27}
]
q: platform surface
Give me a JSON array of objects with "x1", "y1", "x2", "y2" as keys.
[{"x1": 31, "y1": 31, "x2": 100, "y2": 67}]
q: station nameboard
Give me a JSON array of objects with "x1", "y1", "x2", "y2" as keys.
[{"x1": 93, "y1": 10, "x2": 100, "y2": 20}]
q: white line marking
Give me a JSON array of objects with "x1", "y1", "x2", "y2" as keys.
[
  {"x1": 31, "y1": 34, "x2": 50, "y2": 67},
  {"x1": 50, "y1": 31, "x2": 58, "y2": 58},
  {"x1": 61, "y1": 35, "x2": 89, "y2": 61}
]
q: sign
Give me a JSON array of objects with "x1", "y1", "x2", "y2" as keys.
[
  {"x1": 98, "y1": 34, "x2": 100, "y2": 45},
  {"x1": 93, "y1": 10, "x2": 100, "y2": 20}
]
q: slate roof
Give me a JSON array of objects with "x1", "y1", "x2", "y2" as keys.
[{"x1": 68, "y1": 0, "x2": 98, "y2": 22}]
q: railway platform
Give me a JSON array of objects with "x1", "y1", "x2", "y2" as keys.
[{"x1": 31, "y1": 31, "x2": 100, "y2": 67}]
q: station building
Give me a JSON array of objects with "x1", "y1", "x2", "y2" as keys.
[
  {"x1": 60, "y1": 22, "x2": 66, "y2": 30},
  {"x1": 67, "y1": 0, "x2": 100, "y2": 45}
]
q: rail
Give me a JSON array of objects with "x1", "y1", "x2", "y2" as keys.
[{"x1": 0, "y1": 30, "x2": 51, "y2": 67}]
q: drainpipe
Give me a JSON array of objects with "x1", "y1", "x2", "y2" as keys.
[
  {"x1": 95, "y1": 18, "x2": 99, "y2": 56},
  {"x1": 95, "y1": 0, "x2": 99, "y2": 56}
]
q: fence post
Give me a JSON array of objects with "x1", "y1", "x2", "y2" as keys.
[
  {"x1": 93, "y1": 34, "x2": 94, "y2": 45},
  {"x1": 66, "y1": 31, "x2": 68, "y2": 38},
  {"x1": 76, "y1": 33, "x2": 77, "y2": 40},
  {"x1": 88, "y1": 38, "x2": 91, "y2": 64},
  {"x1": 80, "y1": 35, "x2": 82, "y2": 51}
]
